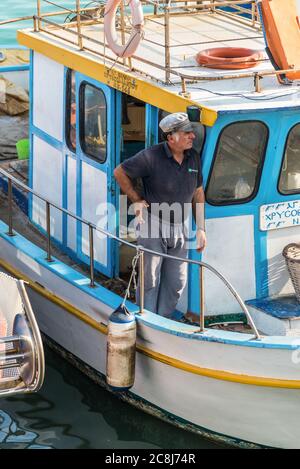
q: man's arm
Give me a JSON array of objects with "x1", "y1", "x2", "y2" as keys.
[
  {"x1": 114, "y1": 165, "x2": 143, "y2": 203},
  {"x1": 114, "y1": 165, "x2": 149, "y2": 223},
  {"x1": 192, "y1": 186, "x2": 206, "y2": 252}
]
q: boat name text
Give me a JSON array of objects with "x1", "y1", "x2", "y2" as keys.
[
  {"x1": 260, "y1": 200, "x2": 300, "y2": 231},
  {"x1": 104, "y1": 68, "x2": 137, "y2": 95}
]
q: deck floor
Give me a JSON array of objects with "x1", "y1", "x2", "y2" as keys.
[{"x1": 38, "y1": 10, "x2": 269, "y2": 83}]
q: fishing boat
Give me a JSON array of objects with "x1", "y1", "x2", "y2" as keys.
[{"x1": 2, "y1": 0, "x2": 300, "y2": 448}]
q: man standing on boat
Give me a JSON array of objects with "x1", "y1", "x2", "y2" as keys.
[{"x1": 114, "y1": 112, "x2": 206, "y2": 318}]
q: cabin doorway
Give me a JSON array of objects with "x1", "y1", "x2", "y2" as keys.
[
  {"x1": 117, "y1": 93, "x2": 146, "y2": 278},
  {"x1": 64, "y1": 72, "x2": 118, "y2": 278}
]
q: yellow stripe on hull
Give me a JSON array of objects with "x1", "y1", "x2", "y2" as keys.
[
  {"x1": 0, "y1": 256, "x2": 299, "y2": 390},
  {"x1": 17, "y1": 30, "x2": 218, "y2": 127}
]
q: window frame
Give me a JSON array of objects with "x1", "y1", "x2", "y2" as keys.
[
  {"x1": 205, "y1": 120, "x2": 269, "y2": 207},
  {"x1": 65, "y1": 68, "x2": 76, "y2": 153},
  {"x1": 277, "y1": 123, "x2": 300, "y2": 196},
  {"x1": 79, "y1": 81, "x2": 108, "y2": 164}
]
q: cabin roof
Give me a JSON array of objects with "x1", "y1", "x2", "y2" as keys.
[{"x1": 17, "y1": 5, "x2": 300, "y2": 123}]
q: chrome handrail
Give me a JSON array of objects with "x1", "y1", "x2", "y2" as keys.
[{"x1": 0, "y1": 168, "x2": 260, "y2": 339}]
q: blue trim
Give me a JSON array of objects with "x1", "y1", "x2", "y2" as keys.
[
  {"x1": 0, "y1": 65, "x2": 29, "y2": 72},
  {"x1": 219, "y1": 106, "x2": 300, "y2": 115},
  {"x1": 31, "y1": 125, "x2": 63, "y2": 151},
  {"x1": 108, "y1": 385, "x2": 132, "y2": 391},
  {"x1": 146, "y1": 105, "x2": 159, "y2": 146},
  {"x1": 29, "y1": 50, "x2": 34, "y2": 221},
  {"x1": 62, "y1": 68, "x2": 69, "y2": 250},
  {"x1": 75, "y1": 72, "x2": 116, "y2": 278},
  {"x1": 114, "y1": 91, "x2": 123, "y2": 277},
  {"x1": 188, "y1": 112, "x2": 278, "y2": 313},
  {"x1": 0, "y1": 219, "x2": 299, "y2": 350},
  {"x1": 62, "y1": 152, "x2": 68, "y2": 248}
]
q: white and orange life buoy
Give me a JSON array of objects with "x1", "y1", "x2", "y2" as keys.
[
  {"x1": 196, "y1": 47, "x2": 263, "y2": 70},
  {"x1": 104, "y1": 0, "x2": 144, "y2": 58}
]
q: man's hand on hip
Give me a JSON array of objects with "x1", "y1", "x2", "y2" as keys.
[
  {"x1": 196, "y1": 228, "x2": 206, "y2": 252},
  {"x1": 134, "y1": 200, "x2": 149, "y2": 224}
]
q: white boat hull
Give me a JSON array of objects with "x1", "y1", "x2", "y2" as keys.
[{"x1": 1, "y1": 230, "x2": 300, "y2": 449}]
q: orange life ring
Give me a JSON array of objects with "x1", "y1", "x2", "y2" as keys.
[
  {"x1": 104, "y1": 0, "x2": 144, "y2": 58},
  {"x1": 196, "y1": 47, "x2": 264, "y2": 70}
]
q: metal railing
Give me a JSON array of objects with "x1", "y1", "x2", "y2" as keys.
[
  {"x1": 32, "y1": 0, "x2": 262, "y2": 85},
  {"x1": 2, "y1": 0, "x2": 299, "y2": 92},
  {"x1": 0, "y1": 168, "x2": 260, "y2": 339}
]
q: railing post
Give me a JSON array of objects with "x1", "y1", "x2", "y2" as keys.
[
  {"x1": 46, "y1": 201, "x2": 52, "y2": 262},
  {"x1": 89, "y1": 224, "x2": 95, "y2": 287},
  {"x1": 139, "y1": 250, "x2": 145, "y2": 314},
  {"x1": 7, "y1": 179, "x2": 15, "y2": 237},
  {"x1": 76, "y1": 0, "x2": 84, "y2": 50},
  {"x1": 36, "y1": 0, "x2": 41, "y2": 31},
  {"x1": 164, "y1": 4, "x2": 171, "y2": 84},
  {"x1": 199, "y1": 265, "x2": 205, "y2": 332},
  {"x1": 120, "y1": 0, "x2": 127, "y2": 67}
]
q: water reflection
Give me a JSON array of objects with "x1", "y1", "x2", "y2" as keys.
[{"x1": 0, "y1": 346, "x2": 222, "y2": 449}]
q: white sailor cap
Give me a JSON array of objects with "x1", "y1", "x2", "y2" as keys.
[{"x1": 159, "y1": 112, "x2": 194, "y2": 134}]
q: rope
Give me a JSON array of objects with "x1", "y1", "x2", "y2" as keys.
[{"x1": 121, "y1": 249, "x2": 141, "y2": 309}]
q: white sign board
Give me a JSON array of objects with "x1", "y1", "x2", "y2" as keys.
[{"x1": 260, "y1": 200, "x2": 300, "y2": 231}]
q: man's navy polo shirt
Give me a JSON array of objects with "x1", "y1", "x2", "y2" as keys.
[{"x1": 121, "y1": 142, "x2": 203, "y2": 224}]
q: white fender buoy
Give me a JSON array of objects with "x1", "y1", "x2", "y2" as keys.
[
  {"x1": 104, "y1": 0, "x2": 144, "y2": 58},
  {"x1": 106, "y1": 305, "x2": 136, "y2": 391}
]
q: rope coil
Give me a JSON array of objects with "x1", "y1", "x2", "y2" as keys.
[{"x1": 121, "y1": 250, "x2": 141, "y2": 310}]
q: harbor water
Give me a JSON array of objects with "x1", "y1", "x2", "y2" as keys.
[
  {"x1": 0, "y1": 0, "x2": 222, "y2": 450},
  {"x1": 0, "y1": 346, "x2": 221, "y2": 449}
]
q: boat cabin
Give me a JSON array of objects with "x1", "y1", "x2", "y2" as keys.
[{"x1": 4, "y1": 0, "x2": 300, "y2": 333}]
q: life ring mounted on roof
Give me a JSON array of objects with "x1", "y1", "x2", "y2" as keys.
[
  {"x1": 196, "y1": 47, "x2": 264, "y2": 70},
  {"x1": 104, "y1": 0, "x2": 144, "y2": 58}
]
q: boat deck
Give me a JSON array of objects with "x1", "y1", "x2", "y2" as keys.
[
  {"x1": 18, "y1": 6, "x2": 300, "y2": 112},
  {"x1": 0, "y1": 175, "x2": 253, "y2": 333},
  {"x1": 66, "y1": 10, "x2": 269, "y2": 82},
  {"x1": 0, "y1": 186, "x2": 133, "y2": 300},
  {"x1": 247, "y1": 295, "x2": 300, "y2": 320}
]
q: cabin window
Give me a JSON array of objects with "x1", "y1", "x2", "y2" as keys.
[
  {"x1": 66, "y1": 69, "x2": 76, "y2": 152},
  {"x1": 80, "y1": 83, "x2": 107, "y2": 163},
  {"x1": 278, "y1": 124, "x2": 300, "y2": 194},
  {"x1": 206, "y1": 121, "x2": 268, "y2": 205},
  {"x1": 158, "y1": 109, "x2": 205, "y2": 154}
]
